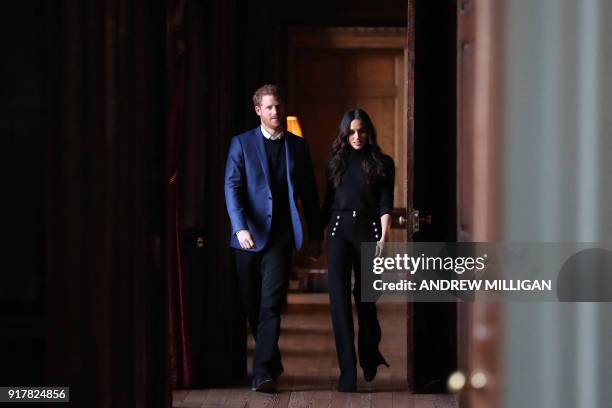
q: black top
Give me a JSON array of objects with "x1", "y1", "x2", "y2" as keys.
[
  {"x1": 321, "y1": 147, "x2": 395, "y2": 223},
  {"x1": 263, "y1": 135, "x2": 292, "y2": 237}
]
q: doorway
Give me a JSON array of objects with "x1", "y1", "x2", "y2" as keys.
[
  {"x1": 284, "y1": 26, "x2": 411, "y2": 395},
  {"x1": 282, "y1": 5, "x2": 458, "y2": 394}
]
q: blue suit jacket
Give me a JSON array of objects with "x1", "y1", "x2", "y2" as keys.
[{"x1": 224, "y1": 127, "x2": 322, "y2": 251}]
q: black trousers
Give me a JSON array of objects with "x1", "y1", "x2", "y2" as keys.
[
  {"x1": 326, "y1": 210, "x2": 385, "y2": 389},
  {"x1": 234, "y1": 229, "x2": 293, "y2": 378}
]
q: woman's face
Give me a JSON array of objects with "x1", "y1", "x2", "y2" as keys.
[{"x1": 348, "y1": 119, "x2": 368, "y2": 150}]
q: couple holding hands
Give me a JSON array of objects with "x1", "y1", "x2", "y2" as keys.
[{"x1": 224, "y1": 84, "x2": 395, "y2": 393}]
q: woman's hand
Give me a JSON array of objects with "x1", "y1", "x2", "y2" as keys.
[
  {"x1": 375, "y1": 214, "x2": 391, "y2": 257},
  {"x1": 375, "y1": 240, "x2": 385, "y2": 257}
]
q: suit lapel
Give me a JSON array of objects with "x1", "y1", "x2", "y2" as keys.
[{"x1": 254, "y1": 127, "x2": 272, "y2": 188}]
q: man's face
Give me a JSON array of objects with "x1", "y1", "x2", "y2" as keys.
[
  {"x1": 348, "y1": 119, "x2": 368, "y2": 150},
  {"x1": 255, "y1": 94, "x2": 283, "y2": 133}
]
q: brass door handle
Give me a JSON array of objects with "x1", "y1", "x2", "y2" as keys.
[
  {"x1": 396, "y1": 210, "x2": 432, "y2": 231},
  {"x1": 398, "y1": 215, "x2": 408, "y2": 227}
]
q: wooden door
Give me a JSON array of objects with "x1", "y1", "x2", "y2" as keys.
[{"x1": 455, "y1": 0, "x2": 504, "y2": 406}]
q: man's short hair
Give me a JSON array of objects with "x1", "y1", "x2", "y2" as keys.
[{"x1": 253, "y1": 84, "x2": 283, "y2": 107}]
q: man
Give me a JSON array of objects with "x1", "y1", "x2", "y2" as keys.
[{"x1": 224, "y1": 84, "x2": 322, "y2": 392}]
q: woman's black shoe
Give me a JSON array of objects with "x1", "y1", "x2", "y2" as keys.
[{"x1": 363, "y1": 359, "x2": 390, "y2": 382}]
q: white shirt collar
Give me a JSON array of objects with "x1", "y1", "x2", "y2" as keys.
[{"x1": 261, "y1": 126, "x2": 284, "y2": 141}]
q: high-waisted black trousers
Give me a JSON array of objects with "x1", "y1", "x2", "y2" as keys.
[{"x1": 326, "y1": 210, "x2": 385, "y2": 390}]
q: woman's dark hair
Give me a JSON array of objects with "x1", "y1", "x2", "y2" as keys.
[{"x1": 328, "y1": 108, "x2": 388, "y2": 187}]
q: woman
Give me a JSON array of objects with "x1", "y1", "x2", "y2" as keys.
[{"x1": 322, "y1": 108, "x2": 395, "y2": 392}]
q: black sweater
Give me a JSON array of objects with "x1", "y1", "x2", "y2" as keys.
[
  {"x1": 263, "y1": 136, "x2": 291, "y2": 236},
  {"x1": 321, "y1": 147, "x2": 395, "y2": 223}
]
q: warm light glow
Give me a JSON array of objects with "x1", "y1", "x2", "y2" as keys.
[{"x1": 286, "y1": 116, "x2": 303, "y2": 137}]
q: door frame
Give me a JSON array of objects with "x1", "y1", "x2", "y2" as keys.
[{"x1": 406, "y1": 0, "x2": 416, "y2": 389}]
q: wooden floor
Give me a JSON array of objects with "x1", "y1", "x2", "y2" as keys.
[{"x1": 173, "y1": 294, "x2": 457, "y2": 408}]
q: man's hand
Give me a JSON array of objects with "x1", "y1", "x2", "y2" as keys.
[
  {"x1": 237, "y1": 230, "x2": 256, "y2": 249},
  {"x1": 307, "y1": 240, "x2": 322, "y2": 261}
]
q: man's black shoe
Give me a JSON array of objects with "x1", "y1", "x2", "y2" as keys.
[
  {"x1": 337, "y1": 371, "x2": 357, "y2": 393},
  {"x1": 337, "y1": 383, "x2": 357, "y2": 393},
  {"x1": 251, "y1": 376, "x2": 276, "y2": 393}
]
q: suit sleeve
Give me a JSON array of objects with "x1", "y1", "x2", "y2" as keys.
[
  {"x1": 224, "y1": 136, "x2": 248, "y2": 235},
  {"x1": 379, "y1": 156, "x2": 395, "y2": 216},
  {"x1": 300, "y1": 140, "x2": 323, "y2": 241}
]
